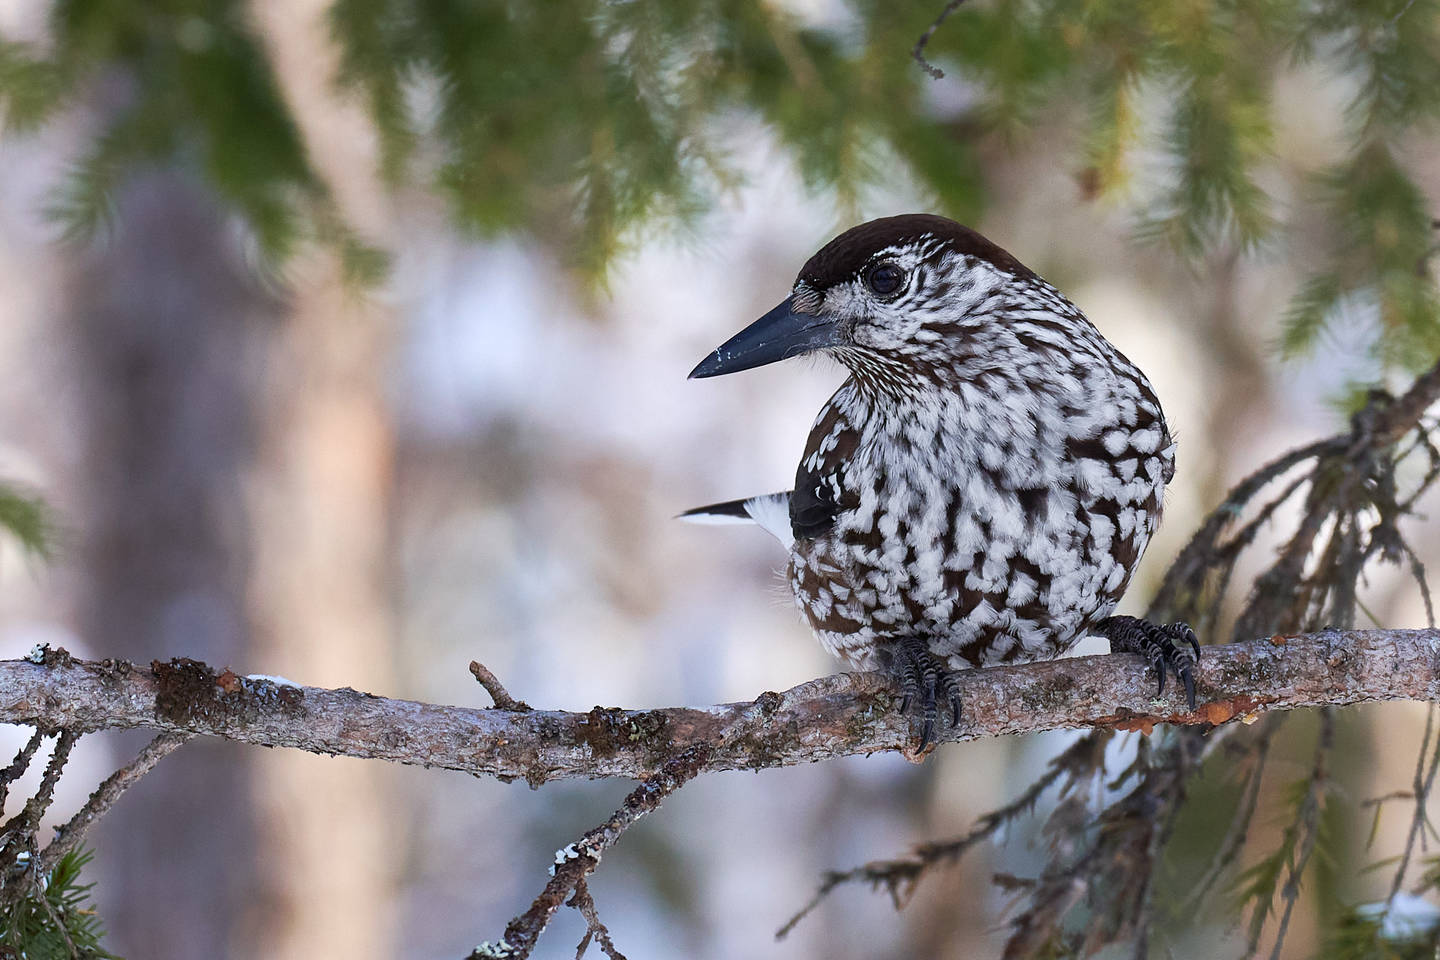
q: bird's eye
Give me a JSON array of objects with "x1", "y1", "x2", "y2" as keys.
[{"x1": 866, "y1": 263, "x2": 904, "y2": 296}]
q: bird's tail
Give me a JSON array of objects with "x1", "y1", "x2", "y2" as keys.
[{"x1": 678, "y1": 491, "x2": 793, "y2": 549}]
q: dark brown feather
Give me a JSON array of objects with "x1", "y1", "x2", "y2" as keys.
[{"x1": 797, "y1": 214, "x2": 1039, "y2": 291}]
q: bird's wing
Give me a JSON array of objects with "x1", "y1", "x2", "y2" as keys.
[
  {"x1": 789, "y1": 464, "x2": 843, "y2": 541},
  {"x1": 791, "y1": 394, "x2": 861, "y2": 541},
  {"x1": 678, "y1": 492, "x2": 794, "y2": 549}
]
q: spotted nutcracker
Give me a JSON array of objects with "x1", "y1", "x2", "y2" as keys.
[{"x1": 684, "y1": 214, "x2": 1199, "y2": 746}]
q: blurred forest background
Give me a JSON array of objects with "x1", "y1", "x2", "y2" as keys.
[{"x1": 1, "y1": 0, "x2": 1439, "y2": 957}]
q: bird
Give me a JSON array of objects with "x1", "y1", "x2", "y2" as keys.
[{"x1": 683, "y1": 214, "x2": 1199, "y2": 747}]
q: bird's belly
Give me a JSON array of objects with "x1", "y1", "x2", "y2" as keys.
[{"x1": 788, "y1": 486, "x2": 1157, "y2": 670}]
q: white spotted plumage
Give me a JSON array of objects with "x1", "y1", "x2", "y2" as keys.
[{"x1": 689, "y1": 215, "x2": 1175, "y2": 678}]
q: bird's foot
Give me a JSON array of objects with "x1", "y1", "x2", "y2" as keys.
[
  {"x1": 1094, "y1": 615, "x2": 1201, "y2": 710},
  {"x1": 888, "y1": 636, "x2": 962, "y2": 752}
]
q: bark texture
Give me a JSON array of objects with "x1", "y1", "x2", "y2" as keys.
[{"x1": 3, "y1": 628, "x2": 1436, "y2": 785}]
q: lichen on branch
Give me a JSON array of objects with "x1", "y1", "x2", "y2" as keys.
[{"x1": 1, "y1": 628, "x2": 1437, "y2": 789}]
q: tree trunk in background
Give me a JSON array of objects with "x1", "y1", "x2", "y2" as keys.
[
  {"x1": 244, "y1": 1, "x2": 402, "y2": 955},
  {"x1": 68, "y1": 173, "x2": 271, "y2": 959},
  {"x1": 245, "y1": 266, "x2": 399, "y2": 960}
]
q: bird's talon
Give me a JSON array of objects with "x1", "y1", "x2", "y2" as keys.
[
  {"x1": 1096, "y1": 615, "x2": 1204, "y2": 712},
  {"x1": 918, "y1": 718, "x2": 937, "y2": 752},
  {"x1": 889, "y1": 636, "x2": 962, "y2": 750}
]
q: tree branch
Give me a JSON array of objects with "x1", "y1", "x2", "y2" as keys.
[
  {"x1": 35, "y1": 731, "x2": 191, "y2": 875},
  {"x1": 471, "y1": 745, "x2": 712, "y2": 959},
  {"x1": 913, "y1": 0, "x2": 968, "y2": 79},
  {"x1": 1, "y1": 629, "x2": 1437, "y2": 786}
]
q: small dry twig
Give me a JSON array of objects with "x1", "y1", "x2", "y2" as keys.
[
  {"x1": 473, "y1": 691, "x2": 794, "y2": 957},
  {"x1": 913, "y1": 0, "x2": 969, "y2": 79},
  {"x1": 37, "y1": 731, "x2": 191, "y2": 874},
  {"x1": 0, "y1": 723, "x2": 184, "y2": 956},
  {"x1": 1, "y1": 727, "x2": 80, "y2": 923},
  {"x1": 569, "y1": 878, "x2": 627, "y2": 960},
  {"x1": 470, "y1": 744, "x2": 714, "y2": 959},
  {"x1": 776, "y1": 731, "x2": 1098, "y2": 939},
  {"x1": 0, "y1": 729, "x2": 79, "y2": 858},
  {"x1": 0, "y1": 726, "x2": 48, "y2": 812},
  {"x1": 469, "y1": 660, "x2": 531, "y2": 712}
]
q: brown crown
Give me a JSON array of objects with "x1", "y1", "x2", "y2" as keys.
[{"x1": 796, "y1": 214, "x2": 1038, "y2": 290}]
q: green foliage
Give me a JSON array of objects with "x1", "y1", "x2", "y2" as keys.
[
  {"x1": 0, "y1": 483, "x2": 53, "y2": 560},
  {"x1": 1281, "y1": 273, "x2": 1346, "y2": 358},
  {"x1": 324, "y1": 0, "x2": 989, "y2": 273},
  {"x1": 1229, "y1": 771, "x2": 1326, "y2": 937},
  {"x1": 0, "y1": 849, "x2": 118, "y2": 960},
  {"x1": 0, "y1": 0, "x2": 1437, "y2": 339},
  {"x1": 0, "y1": 41, "x2": 70, "y2": 132},
  {"x1": 1320, "y1": 903, "x2": 1439, "y2": 960},
  {"x1": 1227, "y1": 772, "x2": 1337, "y2": 951},
  {"x1": 0, "y1": 0, "x2": 352, "y2": 273},
  {"x1": 1295, "y1": 144, "x2": 1440, "y2": 370}
]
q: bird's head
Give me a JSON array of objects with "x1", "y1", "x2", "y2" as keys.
[{"x1": 689, "y1": 214, "x2": 1042, "y2": 389}]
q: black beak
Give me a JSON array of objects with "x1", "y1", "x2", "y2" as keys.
[{"x1": 688, "y1": 296, "x2": 838, "y2": 379}]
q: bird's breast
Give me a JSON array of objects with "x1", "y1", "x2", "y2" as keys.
[{"x1": 787, "y1": 381, "x2": 1172, "y2": 670}]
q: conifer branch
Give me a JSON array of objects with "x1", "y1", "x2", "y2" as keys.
[{"x1": 0, "y1": 629, "x2": 1437, "y2": 788}]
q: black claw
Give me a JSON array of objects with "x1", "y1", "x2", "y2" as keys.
[
  {"x1": 889, "y1": 636, "x2": 962, "y2": 750},
  {"x1": 937, "y1": 668, "x2": 963, "y2": 728},
  {"x1": 918, "y1": 717, "x2": 936, "y2": 752},
  {"x1": 921, "y1": 697, "x2": 938, "y2": 741},
  {"x1": 1096, "y1": 615, "x2": 1203, "y2": 712}
]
